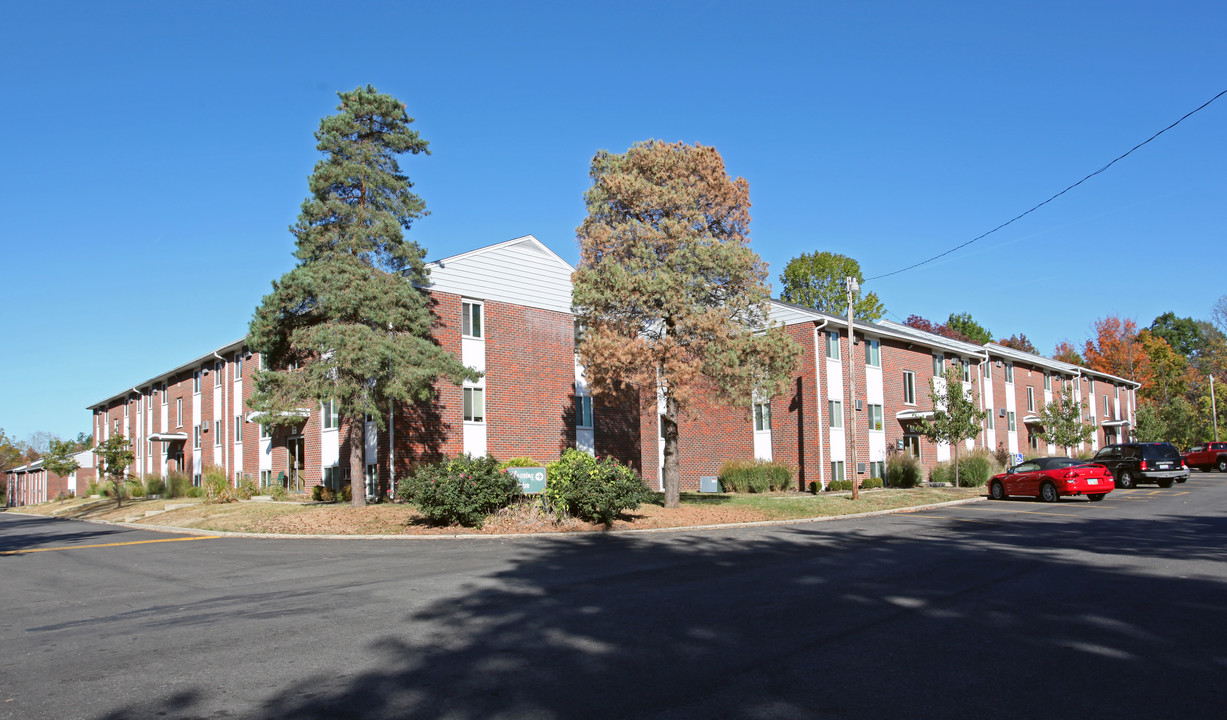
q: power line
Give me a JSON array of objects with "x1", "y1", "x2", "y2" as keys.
[{"x1": 867, "y1": 89, "x2": 1227, "y2": 282}]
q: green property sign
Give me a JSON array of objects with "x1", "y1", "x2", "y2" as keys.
[{"x1": 510, "y1": 467, "x2": 547, "y2": 494}]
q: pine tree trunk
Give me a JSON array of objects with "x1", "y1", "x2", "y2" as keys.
[
  {"x1": 662, "y1": 394, "x2": 681, "y2": 509},
  {"x1": 348, "y1": 416, "x2": 367, "y2": 507}
]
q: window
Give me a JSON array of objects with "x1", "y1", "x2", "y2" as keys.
[
  {"x1": 828, "y1": 400, "x2": 843, "y2": 428},
  {"x1": 869, "y1": 461, "x2": 884, "y2": 479},
  {"x1": 260, "y1": 423, "x2": 272, "y2": 439},
  {"x1": 1007, "y1": 411, "x2": 1016, "y2": 432},
  {"x1": 214, "y1": 419, "x2": 222, "y2": 446},
  {"x1": 214, "y1": 361, "x2": 223, "y2": 386},
  {"x1": 825, "y1": 330, "x2": 840, "y2": 360},
  {"x1": 983, "y1": 361, "x2": 991, "y2": 379},
  {"x1": 754, "y1": 402, "x2": 771, "y2": 431},
  {"x1": 830, "y1": 461, "x2": 846, "y2": 482},
  {"x1": 193, "y1": 473, "x2": 201, "y2": 487},
  {"x1": 1027, "y1": 387, "x2": 1035, "y2": 412},
  {"x1": 161, "y1": 384, "x2": 168, "y2": 405},
  {"x1": 867, "y1": 404, "x2": 883, "y2": 431},
  {"x1": 1029, "y1": 432, "x2": 1039, "y2": 450},
  {"x1": 114, "y1": 419, "x2": 120, "y2": 433},
  {"x1": 193, "y1": 370, "x2": 201, "y2": 393},
  {"x1": 903, "y1": 371, "x2": 916, "y2": 405},
  {"x1": 234, "y1": 353, "x2": 242, "y2": 380},
  {"x1": 1044, "y1": 373, "x2": 1052, "y2": 391},
  {"x1": 176, "y1": 398, "x2": 183, "y2": 427},
  {"x1": 1102, "y1": 395, "x2": 1109, "y2": 417},
  {"x1": 902, "y1": 435, "x2": 920, "y2": 459},
  {"x1": 322, "y1": 399, "x2": 339, "y2": 430},
  {"x1": 260, "y1": 469, "x2": 272, "y2": 487},
  {"x1": 986, "y1": 411, "x2": 994, "y2": 430},
  {"x1": 1004, "y1": 363, "x2": 1014, "y2": 383},
  {"x1": 193, "y1": 424, "x2": 201, "y2": 449},
  {"x1": 235, "y1": 415, "x2": 243, "y2": 444},
  {"x1": 463, "y1": 387, "x2": 485, "y2": 422},
  {"x1": 962, "y1": 360, "x2": 971, "y2": 383},
  {"x1": 865, "y1": 339, "x2": 880, "y2": 367},
  {"x1": 124, "y1": 403, "x2": 129, "y2": 419},
  {"x1": 461, "y1": 300, "x2": 483, "y2": 339},
  {"x1": 575, "y1": 395, "x2": 593, "y2": 428},
  {"x1": 932, "y1": 355, "x2": 943, "y2": 375}
]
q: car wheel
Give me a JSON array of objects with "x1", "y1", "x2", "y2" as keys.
[
  {"x1": 1218, "y1": 458, "x2": 1227, "y2": 473},
  {"x1": 1157, "y1": 479, "x2": 1174, "y2": 488},
  {"x1": 1039, "y1": 482, "x2": 1059, "y2": 503},
  {"x1": 990, "y1": 481, "x2": 1006, "y2": 500},
  {"x1": 1117, "y1": 470, "x2": 1136, "y2": 489},
  {"x1": 1088, "y1": 493, "x2": 1106, "y2": 502}
]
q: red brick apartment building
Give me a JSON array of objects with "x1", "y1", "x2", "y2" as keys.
[
  {"x1": 82, "y1": 235, "x2": 1139, "y2": 498},
  {"x1": 5, "y1": 450, "x2": 95, "y2": 506}
]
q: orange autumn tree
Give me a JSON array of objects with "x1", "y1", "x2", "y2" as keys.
[
  {"x1": 1083, "y1": 316, "x2": 1153, "y2": 388},
  {"x1": 573, "y1": 140, "x2": 802, "y2": 508}
]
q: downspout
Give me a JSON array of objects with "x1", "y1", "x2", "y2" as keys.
[
  {"x1": 977, "y1": 350, "x2": 989, "y2": 448},
  {"x1": 813, "y1": 318, "x2": 829, "y2": 490},
  {"x1": 389, "y1": 399, "x2": 395, "y2": 498}
]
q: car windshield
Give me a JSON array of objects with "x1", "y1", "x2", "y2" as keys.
[
  {"x1": 1035, "y1": 457, "x2": 1082, "y2": 470},
  {"x1": 1144, "y1": 444, "x2": 1181, "y2": 460}
]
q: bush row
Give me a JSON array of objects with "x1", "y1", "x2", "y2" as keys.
[
  {"x1": 717, "y1": 460, "x2": 794, "y2": 493},
  {"x1": 928, "y1": 448, "x2": 1001, "y2": 487}
]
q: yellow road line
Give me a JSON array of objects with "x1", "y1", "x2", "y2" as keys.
[
  {"x1": 904, "y1": 514, "x2": 996, "y2": 524},
  {"x1": 968, "y1": 507, "x2": 1084, "y2": 517},
  {"x1": 1, "y1": 535, "x2": 218, "y2": 556}
]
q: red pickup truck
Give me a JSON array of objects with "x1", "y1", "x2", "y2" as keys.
[{"x1": 1182, "y1": 441, "x2": 1227, "y2": 472}]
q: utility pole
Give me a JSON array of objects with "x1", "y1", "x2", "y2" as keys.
[
  {"x1": 1212, "y1": 374, "x2": 1219, "y2": 442},
  {"x1": 846, "y1": 277, "x2": 859, "y2": 501}
]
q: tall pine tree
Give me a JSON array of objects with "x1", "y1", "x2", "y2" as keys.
[{"x1": 249, "y1": 86, "x2": 477, "y2": 506}]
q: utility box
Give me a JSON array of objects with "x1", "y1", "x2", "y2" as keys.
[{"x1": 699, "y1": 476, "x2": 719, "y2": 493}]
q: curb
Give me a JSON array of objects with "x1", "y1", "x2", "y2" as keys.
[{"x1": 3, "y1": 496, "x2": 987, "y2": 541}]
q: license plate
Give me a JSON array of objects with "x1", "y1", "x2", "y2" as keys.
[
  {"x1": 1088, "y1": 479, "x2": 1098, "y2": 485},
  {"x1": 1159, "y1": 463, "x2": 1171, "y2": 469}
]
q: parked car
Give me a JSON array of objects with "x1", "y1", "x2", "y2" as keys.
[
  {"x1": 1092, "y1": 443, "x2": 1190, "y2": 488},
  {"x1": 988, "y1": 457, "x2": 1114, "y2": 503},
  {"x1": 1182, "y1": 441, "x2": 1227, "y2": 472}
]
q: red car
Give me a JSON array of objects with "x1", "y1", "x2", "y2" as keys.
[{"x1": 989, "y1": 457, "x2": 1114, "y2": 503}]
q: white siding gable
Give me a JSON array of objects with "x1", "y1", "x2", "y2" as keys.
[{"x1": 424, "y1": 235, "x2": 574, "y2": 315}]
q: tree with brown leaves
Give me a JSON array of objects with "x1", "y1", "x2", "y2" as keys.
[{"x1": 573, "y1": 140, "x2": 802, "y2": 508}]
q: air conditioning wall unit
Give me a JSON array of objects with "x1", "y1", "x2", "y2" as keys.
[
  {"x1": 998, "y1": 408, "x2": 1006, "y2": 418},
  {"x1": 855, "y1": 399, "x2": 863, "y2": 411},
  {"x1": 202, "y1": 420, "x2": 210, "y2": 432}
]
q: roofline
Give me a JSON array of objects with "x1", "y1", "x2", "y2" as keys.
[
  {"x1": 88, "y1": 337, "x2": 249, "y2": 410},
  {"x1": 424, "y1": 234, "x2": 574, "y2": 276}
]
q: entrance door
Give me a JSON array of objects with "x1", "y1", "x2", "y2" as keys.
[{"x1": 288, "y1": 436, "x2": 305, "y2": 491}]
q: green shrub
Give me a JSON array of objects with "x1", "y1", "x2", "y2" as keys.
[
  {"x1": 203, "y1": 468, "x2": 236, "y2": 504},
  {"x1": 126, "y1": 480, "x2": 146, "y2": 498},
  {"x1": 396, "y1": 454, "x2": 522, "y2": 528},
  {"x1": 237, "y1": 477, "x2": 258, "y2": 500},
  {"x1": 717, "y1": 459, "x2": 794, "y2": 493},
  {"x1": 144, "y1": 475, "x2": 166, "y2": 497},
  {"x1": 809, "y1": 481, "x2": 821, "y2": 494},
  {"x1": 86, "y1": 481, "x2": 101, "y2": 496},
  {"x1": 166, "y1": 472, "x2": 192, "y2": 498},
  {"x1": 500, "y1": 456, "x2": 541, "y2": 469},
  {"x1": 267, "y1": 483, "x2": 288, "y2": 501},
  {"x1": 860, "y1": 478, "x2": 884, "y2": 489},
  {"x1": 929, "y1": 449, "x2": 1001, "y2": 487},
  {"x1": 929, "y1": 463, "x2": 953, "y2": 485},
  {"x1": 827, "y1": 480, "x2": 854, "y2": 492},
  {"x1": 312, "y1": 484, "x2": 336, "y2": 502},
  {"x1": 544, "y1": 449, "x2": 653, "y2": 526},
  {"x1": 338, "y1": 483, "x2": 352, "y2": 503},
  {"x1": 885, "y1": 454, "x2": 923, "y2": 488},
  {"x1": 185, "y1": 486, "x2": 203, "y2": 498}
]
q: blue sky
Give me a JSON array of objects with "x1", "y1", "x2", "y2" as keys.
[{"x1": 2, "y1": 1, "x2": 1224, "y2": 443}]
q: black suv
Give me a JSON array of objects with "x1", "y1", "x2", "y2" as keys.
[{"x1": 1091, "y1": 443, "x2": 1190, "y2": 488}]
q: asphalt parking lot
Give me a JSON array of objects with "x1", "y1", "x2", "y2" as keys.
[{"x1": 3, "y1": 473, "x2": 1225, "y2": 720}]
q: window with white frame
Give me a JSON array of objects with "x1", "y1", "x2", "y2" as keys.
[
  {"x1": 234, "y1": 353, "x2": 242, "y2": 380},
  {"x1": 961, "y1": 359, "x2": 971, "y2": 382},
  {"x1": 235, "y1": 416, "x2": 243, "y2": 444},
  {"x1": 1044, "y1": 373, "x2": 1052, "y2": 391},
  {"x1": 1102, "y1": 395, "x2": 1108, "y2": 417},
  {"x1": 865, "y1": 339, "x2": 880, "y2": 367},
  {"x1": 1027, "y1": 387, "x2": 1035, "y2": 412},
  {"x1": 828, "y1": 400, "x2": 843, "y2": 428},
  {"x1": 754, "y1": 401, "x2": 771, "y2": 431},
  {"x1": 193, "y1": 370, "x2": 201, "y2": 393},
  {"x1": 1008, "y1": 411, "x2": 1016, "y2": 432},
  {"x1": 161, "y1": 384, "x2": 168, "y2": 405},
  {"x1": 322, "y1": 399, "x2": 339, "y2": 430},
  {"x1": 214, "y1": 361, "x2": 223, "y2": 386},
  {"x1": 825, "y1": 330, "x2": 840, "y2": 360},
  {"x1": 903, "y1": 371, "x2": 916, "y2": 405},
  {"x1": 903, "y1": 435, "x2": 920, "y2": 458},
  {"x1": 214, "y1": 419, "x2": 222, "y2": 446},
  {"x1": 867, "y1": 404, "x2": 883, "y2": 431},
  {"x1": 983, "y1": 361, "x2": 991, "y2": 379},
  {"x1": 461, "y1": 300, "x2": 483, "y2": 339},
  {"x1": 1004, "y1": 363, "x2": 1014, "y2": 383},
  {"x1": 830, "y1": 460, "x2": 846, "y2": 482},
  {"x1": 463, "y1": 387, "x2": 485, "y2": 422},
  {"x1": 176, "y1": 398, "x2": 183, "y2": 427},
  {"x1": 260, "y1": 423, "x2": 271, "y2": 439},
  {"x1": 986, "y1": 411, "x2": 994, "y2": 430},
  {"x1": 1029, "y1": 432, "x2": 1039, "y2": 450},
  {"x1": 932, "y1": 354, "x2": 943, "y2": 375},
  {"x1": 260, "y1": 469, "x2": 272, "y2": 487},
  {"x1": 869, "y1": 461, "x2": 884, "y2": 479},
  {"x1": 193, "y1": 424, "x2": 201, "y2": 449},
  {"x1": 575, "y1": 395, "x2": 593, "y2": 429}
]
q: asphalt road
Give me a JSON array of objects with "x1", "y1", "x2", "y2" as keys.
[{"x1": 2, "y1": 475, "x2": 1226, "y2": 720}]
